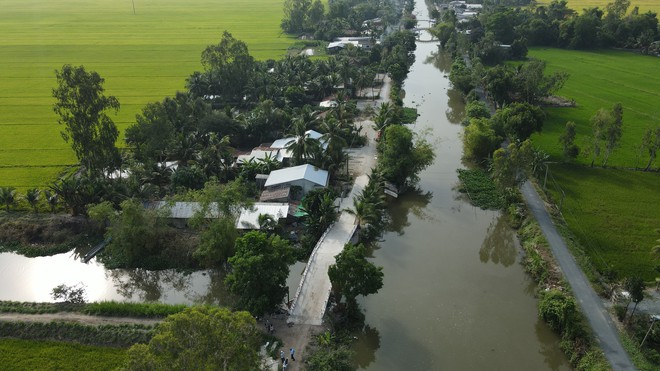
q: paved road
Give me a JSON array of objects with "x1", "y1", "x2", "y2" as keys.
[{"x1": 521, "y1": 181, "x2": 636, "y2": 371}]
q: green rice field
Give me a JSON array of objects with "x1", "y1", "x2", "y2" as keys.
[
  {"x1": 556, "y1": 1, "x2": 660, "y2": 14},
  {"x1": 529, "y1": 48, "x2": 660, "y2": 169},
  {"x1": 0, "y1": 0, "x2": 293, "y2": 190},
  {"x1": 0, "y1": 338, "x2": 126, "y2": 370},
  {"x1": 545, "y1": 164, "x2": 660, "y2": 279},
  {"x1": 529, "y1": 48, "x2": 660, "y2": 280}
]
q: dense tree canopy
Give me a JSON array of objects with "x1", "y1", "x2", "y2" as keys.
[
  {"x1": 377, "y1": 125, "x2": 435, "y2": 189},
  {"x1": 225, "y1": 231, "x2": 295, "y2": 315},
  {"x1": 328, "y1": 243, "x2": 383, "y2": 310},
  {"x1": 123, "y1": 306, "x2": 260, "y2": 371}
]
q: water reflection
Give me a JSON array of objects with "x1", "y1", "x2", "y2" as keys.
[
  {"x1": 536, "y1": 318, "x2": 571, "y2": 371},
  {"x1": 108, "y1": 269, "x2": 191, "y2": 302},
  {"x1": 385, "y1": 188, "x2": 433, "y2": 236},
  {"x1": 446, "y1": 88, "x2": 466, "y2": 124},
  {"x1": 478, "y1": 215, "x2": 517, "y2": 267},
  {"x1": 352, "y1": 325, "x2": 381, "y2": 369}
]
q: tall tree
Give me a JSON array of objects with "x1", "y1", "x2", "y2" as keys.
[
  {"x1": 328, "y1": 243, "x2": 383, "y2": 312},
  {"x1": 559, "y1": 121, "x2": 580, "y2": 161},
  {"x1": 53, "y1": 65, "x2": 121, "y2": 175},
  {"x1": 198, "y1": 31, "x2": 255, "y2": 104},
  {"x1": 377, "y1": 125, "x2": 435, "y2": 190},
  {"x1": 225, "y1": 231, "x2": 295, "y2": 315},
  {"x1": 25, "y1": 188, "x2": 40, "y2": 213},
  {"x1": 602, "y1": 103, "x2": 624, "y2": 167},
  {"x1": 123, "y1": 306, "x2": 260, "y2": 370},
  {"x1": 640, "y1": 126, "x2": 660, "y2": 171},
  {"x1": 0, "y1": 187, "x2": 17, "y2": 212}
]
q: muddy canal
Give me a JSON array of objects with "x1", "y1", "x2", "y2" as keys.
[{"x1": 349, "y1": 1, "x2": 570, "y2": 369}]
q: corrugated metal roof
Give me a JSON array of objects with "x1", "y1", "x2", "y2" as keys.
[
  {"x1": 148, "y1": 201, "x2": 219, "y2": 219},
  {"x1": 236, "y1": 149, "x2": 281, "y2": 163},
  {"x1": 236, "y1": 202, "x2": 289, "y2": 230},
  {"x1": 264, "y1": 164, "x2": 328, "y2": 188}
]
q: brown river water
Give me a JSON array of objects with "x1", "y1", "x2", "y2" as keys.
[{"x1": 349, "y1": 1, "x2": 570, "y2": 369}]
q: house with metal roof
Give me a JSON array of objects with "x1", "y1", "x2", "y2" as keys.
[
  {"x1": 236, "y1": 202, "x2": 290, "y2": 230},
  {"x1": 264, "y1": 164, "x2": 328, "y2": 195}
]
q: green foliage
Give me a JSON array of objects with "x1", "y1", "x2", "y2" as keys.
[
  {"x1": 300, "y1": 188, "x2": 339, "y2": 243},
  {"x1": 559, "y1": 121, "x2": 580, "y2": 161},
  {"x1": 194, "y1": 216, "x2": 239, "y2": 267},
  {"x1": 492, "y1": 102, "x2": 545, "y2": 141},
  {"x1": 462, "y1": 118, "x2": 501, "y2": 162},
  {"x1": 83, "y1": 301, "x2": 187, "y2": 318},
  {"x1": 0, "y1": 301, "x2": 78, "y2": 314},
  {"x1": 306, "y1": 344, "x2": 355, "y2": 371},
  {"x1": 103, "y1": 199, "x2": 170, "y2": 268},
  {"x1": 51, "y1": 283, "x2": 86, "y2": 304},
  {"x1": 52, "y1": 64, "x2": 121, "y2": 175},
  {"x1": 491, "y1": 140, "x2": 535, "y2": 190},
  {"x1": 0, "y1": 187, "x2": 17, "y2": 212},
  {"x1": 378, "y1": 125, "x2": 435, "y2": 189},
  {"x1": 465, "y1": 100, "x2": 491, "y2": 120},
  {"x1": 0, "y1": 339, "x2": 127, "y2": 371},
  {"x1": 0, "y1": 321, "x2": 153, "y2": 348},
  {"x1": 328, "y1": 243, "x2": 384, "y2": 311},
  {"x1": 226, "y1": 231, "x2": 295, "y2": 315},
  {"x1": 538, "y1": 289, "x2": 580, "y2": 335},
  {"x1": 456, "y1": 168, "x2": 505, "y2": 210},
  {"x1": 449, "y1": 59, "x2": 475, "y2": 95},
  {"x1": 122, "y1": 306, "x2": 259, "y2": 370}
]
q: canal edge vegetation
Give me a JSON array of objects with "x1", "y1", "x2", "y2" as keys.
[{"x1": 438, "y1": 0, "x2": 660, "y2": 368}]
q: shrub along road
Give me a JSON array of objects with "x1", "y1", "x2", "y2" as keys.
[{"x1": 521, "y1": 181, "x2": 635, "y2": 371}]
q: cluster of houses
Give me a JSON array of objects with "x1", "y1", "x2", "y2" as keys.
[
  {"x1": 147, "y1": 130, "x2": 331, "y2": 232},
  {"x1": 439, "y1": 1, "x2": 482, "y2": 24}
]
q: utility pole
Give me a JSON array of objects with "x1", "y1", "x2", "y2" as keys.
[{"x1": 132, "y1": 0, "x2": 136, "y2": 15}]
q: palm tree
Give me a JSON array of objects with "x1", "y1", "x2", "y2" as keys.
[
  {"x1": 319, "y1": 117, "x2": 349, "y2": 178},
  {"x1": 286, "y1": 113, "x2": 320, "y2": 166},
  {"x1": 25, "y1": 188, "x2": 40, "y2": 213},
  {"x1": 373, "y1": 102, "x2": 398, "y2": 133},
  {"x1": 43, "y1": 190, "x2": 59, "y2": 213},
  {"x1": 0, "y1": 187, "x2": 17, "y2": 212},
  {"x1": 257, "y1": 152, "x2": 281, "y2": 174}
]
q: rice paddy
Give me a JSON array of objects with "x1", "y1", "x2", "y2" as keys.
[{"x1": 0, "y1": 0, "x2": 294, "y2": 190}]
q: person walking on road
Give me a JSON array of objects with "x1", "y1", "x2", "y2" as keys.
[
  {"x1": 283, "y1": 358, "x2": 288, "y2": 370},
  {"x1": 280, "y1": 350, "x2": 285, "y2": 364},
  {"x1": 290, "y1": 347, "x2": 295, "y2": 361}
]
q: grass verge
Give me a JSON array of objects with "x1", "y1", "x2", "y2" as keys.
[{"x1": 0, "y1": 338, "x2": 127, "y2": 371}]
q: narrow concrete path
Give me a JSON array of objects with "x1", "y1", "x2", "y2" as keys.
[
  {"x1": 0, "y1": 312, "x2": 161, "y2": 326},
  {"x1": 288, "y1": 79, "x2": 383, "y2": 326},
  {"x1": 521, "y1": 181, "x2": 636, "y2": 371}
]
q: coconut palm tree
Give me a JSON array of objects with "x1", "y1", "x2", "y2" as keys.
[
  {"x1": 43, "y1": 190, "x2": 59, "y2": 213},
  {"x1": 25, "y1": 188, "x2": 40, "y2": 213},
  {"x1": 0, "y1": 187, "x2": 17, "y2": 212},
  {"x1": 286, "y1": 112, "x2": 320, "y2": 166}
]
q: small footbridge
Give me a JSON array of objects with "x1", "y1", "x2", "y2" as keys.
[{"x1": 412, "y1": 19, "x2": 438, "y2": 42}]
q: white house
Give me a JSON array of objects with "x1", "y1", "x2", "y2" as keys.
[
  {"x1": 264, "y1": 164, "x2": 328, "y2": 195},
  {"x1": 236, "y1": 202, "x2": 290, "y2": 230}
]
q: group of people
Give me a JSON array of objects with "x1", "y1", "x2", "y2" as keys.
[{"x1": 280, "y1": 348, "x2": 295, "y2": 369}]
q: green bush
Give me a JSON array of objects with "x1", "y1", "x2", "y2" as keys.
[
  {"x1": 83, "y1": 301, "x2": 187, "y2": 318},
  {"x1": 0, "y1": 321, "x2": 153, "y2": 347}
]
